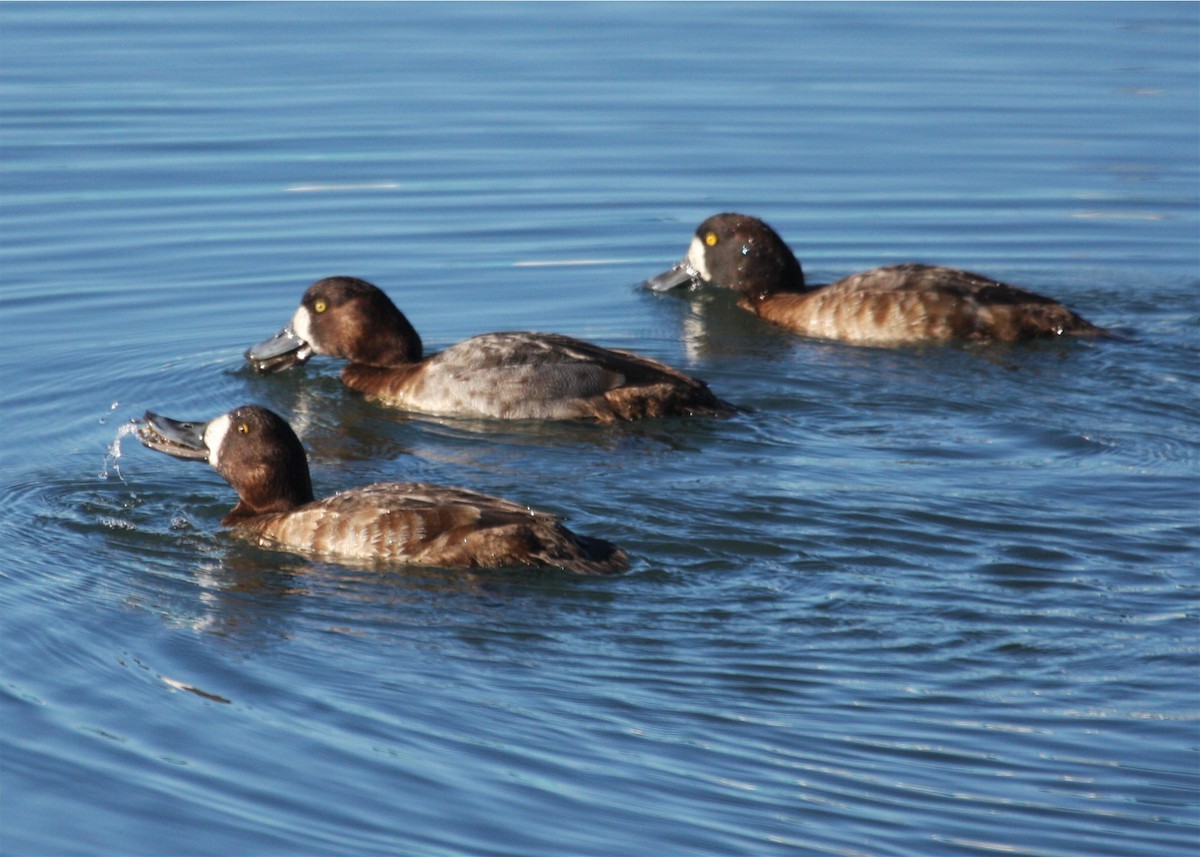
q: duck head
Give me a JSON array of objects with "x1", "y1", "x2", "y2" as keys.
[
  {"x1": 644, "y1": 213, "x2": 806, "y2": 300},
  {"x1": 246, "y1": 276, "x2": 423, "y2": 372}
]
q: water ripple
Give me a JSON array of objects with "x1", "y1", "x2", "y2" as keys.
[{"x1": 3, "y1": 3, "x2": 1197, "y2": 855}]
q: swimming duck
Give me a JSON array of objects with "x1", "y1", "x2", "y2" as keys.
[
  {"x1": 137, "y1": 405, "x2": 627, "y2": 574},
  {"x1": 644, "y1": 213, "x2": 1104, "y2": 344},
  {"x1": 246, "y1": 276, "x2": 734, "y2": 421}
]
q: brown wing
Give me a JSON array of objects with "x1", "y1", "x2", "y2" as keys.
[
  {"x1": 754, "y1": 265, "x2": 1101, "y2": 343},
  {"x1": 241, "y1": 482, "x2": 626, "y2": 574}
]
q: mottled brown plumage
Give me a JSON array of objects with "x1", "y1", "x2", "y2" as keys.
[
  {"x1": 244, "y1": 483, "x2": 624, "y2": 574},
  {"x1": 137, "y1": 406, "x2": 627, "y2": 574},
  {"x1": 645, "y1": 213, "x2": 1104, "y2": 344}
]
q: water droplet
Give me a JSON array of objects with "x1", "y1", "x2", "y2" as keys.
[{"x1": 100, "y1": 421, "x2": 140, "y2": 482}]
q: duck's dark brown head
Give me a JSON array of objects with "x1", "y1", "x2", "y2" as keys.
[
  {"x1": 643, "y1": 213, "x2": 806, "y2": 300},
  {"x1": 138, "y1": 405, "x2": 315, "y2": 524},
  {"x1": 246, "y1": 276, "x2": 423, "y2": 371}
]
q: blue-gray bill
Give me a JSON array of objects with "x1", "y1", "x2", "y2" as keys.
[
  {"x1": 137, "y1": 411, "x2": 209, "y2": 461},
  {"x1": 245, "y1": 326, "x2": 311, "y2": 373},
  {"x1": 643, "y1": 263, "x2": 696, "y2": 293}
]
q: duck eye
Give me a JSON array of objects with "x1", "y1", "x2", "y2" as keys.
[
  {"x1": 313, "y1": 299, "x2": 328, "y2": 314},
  {"x1": 704, "y1": 231, "x2": 719, "y2": 247},
  {"x1": 238, "y1": 423, "x2": 249, "y2": 434}
]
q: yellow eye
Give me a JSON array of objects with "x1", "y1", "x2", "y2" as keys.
[
  {"x1": 704, "y1": 231, "x2": 719, "y2": 247},
  {"x1": 313, "y1": 299, "x2": 327, "y2": 313},
  {"x1": 238, "y1": 423, "x2": 249, "y2": 434}
]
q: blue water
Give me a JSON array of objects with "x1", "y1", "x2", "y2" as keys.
[{"x1": 2, "y1": 3, "x2": 1198, "y2": 855}]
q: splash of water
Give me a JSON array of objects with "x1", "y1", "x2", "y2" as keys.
[{"x1": 100, "y1": 420, "x2": 141, "y2": 482}]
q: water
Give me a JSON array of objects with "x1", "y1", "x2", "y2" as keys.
[{"x1": 2, "y1": 3, "x2": 1198, "y2": 855}]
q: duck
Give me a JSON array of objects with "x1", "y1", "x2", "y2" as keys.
[
  {"x1": 245, "y1": 276, "x2": 735, "y2": 422},
  {"x1": 644, "y1": 212, "x2": 1104, "y2": 344},
  {"x1": 136, "y1": 405, "x2": 628, "y2": 575}
]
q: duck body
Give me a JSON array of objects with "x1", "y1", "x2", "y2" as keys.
[
  {"x1": 747, "y1": 263, "x2": 1099, "y2": 343},
  {"x1": 137, "y1": 405, "x2": 627, "y2": 575},
  {"x1": 343, "y1": 330, "x2": 729, "y2": 421},
  {"x1": 233, "y1": 482, "x2": 624, "y2": 573},
  {"x1": 645, "y1": 213, "x2": 1104, "y2": 344},
  {"x1": 247, "y1": 277, "x2": 734, "y2": 422}
]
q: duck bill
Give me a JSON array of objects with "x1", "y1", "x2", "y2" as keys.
[
  {"x1": 137, "y1": 411, "x2": 210, "y2": 461},
  {"x1": 245, "y1": 325, "x2": 312, "y2": 373},
  {"x1": 643, "y1": 263, "x2": 696, "y2": 293}
]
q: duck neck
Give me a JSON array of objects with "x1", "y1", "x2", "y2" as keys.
[
  {"x1": 367, "y1": 306, "x2": 423, "y2": 367},
  {"x1": 350, "y1": 326, "x2": 422, "y2": 368},
  {"x1": 737, "y1": 250, "x2": 807, "y2": 301},
  {"x1": 772, "y1": 256, "x2": 808, "y2": 295},
  {"x1": 340, "y1": 362, "x2": 426, "y2": 398},
  {"x1": 219, "y1": 463, "x2": 315, "y2": 525}
]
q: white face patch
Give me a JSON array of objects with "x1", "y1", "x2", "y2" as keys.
[
  {"x1": 685, "y1": 235, "x2": 712, "y2": 282},
  {"x1": 203, "y1": 414, "x2": 233, "y2": 468},
  {"x1": 291, "y1": 304, "x2": 314, "y2": 346}
]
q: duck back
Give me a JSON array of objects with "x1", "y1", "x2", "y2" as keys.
[
  {"x1": 236, "y1": 482, "x2": 628, "y2": 575},
  {"x1": 343, "y1": 332, "x2": 735, "y2": 421},
  {"x1": 750, "y1": 264, "x2": 1102, "y2": 343}
]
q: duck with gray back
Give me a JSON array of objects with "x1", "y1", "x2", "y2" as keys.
[{"x1": 247, "y1": 277, "x2": 735, "y2": 421}]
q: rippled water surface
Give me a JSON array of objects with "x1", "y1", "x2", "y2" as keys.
[{"x1": 3, "y1": 4, "x2": 1198, "y2": 855}]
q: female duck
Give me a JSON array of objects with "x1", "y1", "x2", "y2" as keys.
[
  {"x1": 137, "y1": 405, "x2": 627, "y2": 574},
  {"x1": 645, "y1": 213, "x2": 1104, "y2": 344},
  {"x1": 246, "y1": 276, "x2": 734, "y2": 421}
]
